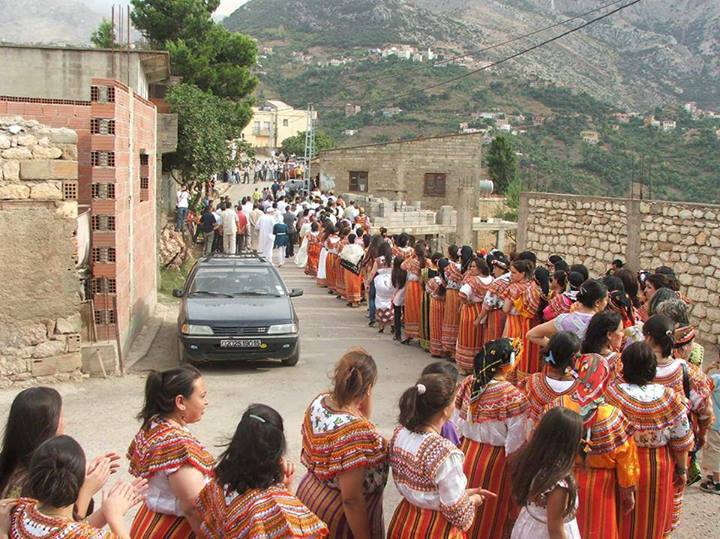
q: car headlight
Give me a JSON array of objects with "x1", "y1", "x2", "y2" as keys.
[
  {"x1": 181, "y1": 324, "x2": 213, "y2": 335},
  {"x1": 267, "y1": 323, "x2": 298, "y2": 334}
]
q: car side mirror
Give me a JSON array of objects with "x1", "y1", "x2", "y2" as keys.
[
  {"x1": 172, "y1": 289, "x2": 184, "y2": 298},
  {"x1": 289, "y1": 288, "x2": 303, "y2": 297}
]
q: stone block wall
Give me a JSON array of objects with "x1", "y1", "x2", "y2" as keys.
[
  {"x1": 517, "y1": 192, "x2": 720, "y2": 346},
  {"x1": 0, "y1": 117, "x2": 83, "y2": 386}
]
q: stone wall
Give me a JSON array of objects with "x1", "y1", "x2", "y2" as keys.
[
  {"x1": 319, "y1": 133, "x2": 483, "y2": 210},
  {"x1": 0, "y1": 117, "x2": 83, "y2": 385},
  {"x1": 517, "y1": 192, "x2": 720, "y2": 346}
]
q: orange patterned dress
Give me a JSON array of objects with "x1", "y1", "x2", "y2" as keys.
[{"x1": 10, "y1": 498, "x2": 117, "y2": 539}]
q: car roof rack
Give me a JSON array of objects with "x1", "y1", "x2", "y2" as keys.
[{"x1": 200, "y1": 252, "x2": 270, "y2": 265}]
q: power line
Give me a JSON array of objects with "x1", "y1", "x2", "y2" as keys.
[
  {"x1": 331, "y1": 0, "x2": 630, "y2": 96},
  {"x1": 375, "y1": 0, "x2": 642, "y2": 108}
]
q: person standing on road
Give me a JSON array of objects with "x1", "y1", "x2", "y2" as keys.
[
  {"x1": 199, "y1": 205, "x2": 218, "y2": 256},
  {"x1": 283, "y1": 206, "x2": 297, "y2": 258},
  {"x1": 220, "y1": 202, "x2": 239, "y2": 255},
  {"x1": 272, "y1": 219, "x2": 289, "y2": 267},
  {"x1": 175, "y1": 185, "x2": 190, "y2": 232},
  {"x1": 256, "y1": 207, "x2": 277, "y2": 261},
  {"x1": 296, "y1": 349, "x2": 388, "y2": 539},
  {"x1": 235, "y1": 203, "x2": 248, "y2": 253},
  {"x1": 128, "y1": 366, "x2": 215, "y2": 538}
]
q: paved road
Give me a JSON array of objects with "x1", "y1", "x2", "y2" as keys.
[{"x1": 0, "y1": 262, "x2": 715, "y2": 535}]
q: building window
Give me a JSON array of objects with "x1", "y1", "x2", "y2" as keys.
[
  {"x1": 91, "y1": 183, "x2": 115, "y2": 199},
  {"x1": 349, "y1": 171, "x2": 368, "y2": 192},
  {"x1": 90, "y1": 86, "x2": 115, "y2": 103},
  {"x1": 62, "y1": 180, "x2": 78, "y2": 200},
  {"x1": 283, "y1": 119, "x2": 289, "y2": 127},
  {"x1": 91, "y1": 151, "x2": 115, "y2": 167},
  {"x1": 91, "y1": 277, "x2": 117, "y2": 295},
  {"x1": 91, "y1": 118, "x2": 115, "y2": 135},
  {"x1": 91, "y1": 215, "x2": 115, "y2": 231},
  {"x1": 94, "y1": 310, "x2": 117, "y2": 325},
  {"x1": 140, "y1": 177, "x2": 149, "y2": 201},
  {"x1": 423, "y1": 173, "x2": 446, "y2": 197},
  {"x1": 92, "y1": 247, "x2": 116, "y2": 263},
  {"x1": 140, "y1": 154, "x2": 149, "y2": 166}
]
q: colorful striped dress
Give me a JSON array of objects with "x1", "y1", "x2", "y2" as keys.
[
  {"x1": 401, "y1": 256, "x2": 424, "y2": 339},
  {"x1": 387, "y1": 427, "x2": 475, "y2": 539},
  {"x1": 305, "y1": 232, "x2": 321, "y2": 277},
  {"x1": 334, "y1": 238, "x2": 348, "y2": 299},
  {"x1": 196, "y1": 482, "x2": 328, "y2": 538},
  {"x1": 324, "y1": 236, "x2": 339, "y2": 292},
  {"x1": 454, "y1": 376, "x2": 531, "y2": 539},
  {"x1": 442, "y1": 263, "x2": 463, "y2": 357},
  {"x1": 10, "y1": 498, "x2": 116, "y2": 539},
  {"x1": 456, "y1": 275, "x2": 493, "y2": 373},
  {"x1": 605, "y1": 382, "x2": 694, "y2": 539},
  {"x1": 551, "y1": 395, "x2": 639, "y2": 539},
  {"x1": 482, "y1": 273, "x2": 510, "y2": 345},
  {"x1": 518, "y1": 374, "x2": 578, "y2": 424},
  {"x1": 316, "y1": 239, "x2": 328, "y2": 287},
  {"x1": 426, "y1": 276, "x2": 446, "y2": 357},
  {"x1": 499, "y1": 280, "x2": 532, "y2": 382},
  {"x1": 512, "y1": 283, "x2": 545, "y2": 380},
  {"x1": 418, "y1": 267, "x2": 436, "y2": 351},
  {"x1": 651, "y1": 359, "x2": 713, "y2": 533},
  {"x1": 296, "y1": 394, "x2": 389, "y2": 539},
  {"x1": 127, "y1": 416, "x2": 216, "y2": 539}
]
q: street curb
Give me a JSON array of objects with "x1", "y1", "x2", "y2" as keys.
[{"x1": 123, "y1": 303, "x2": 169, "y2": 372}]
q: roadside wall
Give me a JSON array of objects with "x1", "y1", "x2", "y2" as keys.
[
  {"x1": 0, "y1": 118, "x2": 83, "y2": 385},
  {"x1": 517, "y1": 192, "x2": 720, "y2": 345}
]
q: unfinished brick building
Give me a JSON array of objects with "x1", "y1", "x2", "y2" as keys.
[{"x1": 0, "y1": 45, "x2": 177, "y2": 373}]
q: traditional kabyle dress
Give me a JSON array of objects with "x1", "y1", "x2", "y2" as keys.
[
  {"x1": 324, "y1": 234, "x2": 340, "y2": 294},
  {"x1": 455, "y1": 274, "x2": 493, "y2": 373},
  {"x1": 542, "y1": 290, "x2": 576, "y2": 321},
  {"x1": 316, "y1": 235, "x2": 329, "y2": 287},
  {"x1": 334, "y1": 237, "x2": 349, "y2": 299},
  {"x1": 482, "y1": 273, "x2": 510, "y2": 345},
  {"x1": 518, "y1": 373, "x2": 579, "y2": 424},
  {"x1": 499, "y1": 280, "x2": 533, "y2": 381},
  {"x1": 454, "y1": 376, "x2": 531, "y2": 539},
  {"x1": 511, "y1": 282, "x2": 545, "y2": 381},
  {"x1": 442, "y1": 262, "x2": 464, "y2": 357},
  {"x1": 128, "y1": 416, "x2": 215, "y2": 538},
  {"x1": 426, "y1": 275, "x2": 446, "y2": 357},
  {"x1": 387, "y1": 427, "x2": 475, "y2": 539},
  {"x1": 296, "y1": 394, "x2": 389, "y2": 539},
  {"x1": 605, "y1": 382, "x2": 693, "y2": 539},
  {"x1": 305, "y1": 231, "x2": 322, "y2": 277},
  {"x1": 651, "y1": 358, "x2": 713, "y2": 533},
  {"x1": 10, "y1": 498, "x2": 116, "y2": 539},
  {"x1": 401, "y1": 256, "x2": 425, "y2": 339},
  {"x1": 196, "y1": 482, "x2": 328, "y2": 539}
]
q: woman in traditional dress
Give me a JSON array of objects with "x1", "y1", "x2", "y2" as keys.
[
  {"x1": 641, "y1": 315, "x2": 713, "y2": 533},
  {"x1": 333, "y1": 228, "x2": 350, "y2": 300},
  {"x1": 321, "y1": 226, "x2": 338, "y2": 291},
  {"x1": 426, "y1": 259, "x2": 448, "y2": 357},
  {"x1": 304, "y1": 222, "x2": 322, "y2": 277},
  {"x1": 400, "y1": 243, "x2": 428, "y2": 344},
  {"x1": 10, "y1": 435, "x2": 144, "y2": 539},
  {"x1": 511, "y1": 267, "x2": 550, "y2": 381},
  {"x1": 542, "y1": 270, "x2": 581, "y2": 321},
  {"x1": 456, "y1": 258, "x2": 494, "y2": 374},
  {"x1": 637, "y1": 273, "x2": 670, "y2": 322},
  {"x1": 194, "y1": 404, "x2": 328, "y2": 539},
  {"x1": 296, "y1": 349, "x2": 388, "y2": 538},
  {"x1": 478, "y1": 254, "x2": 511, "y2": 345},
  {"x1": 455, "y1": 338, "x2": 531, "y2": 539},
  {"x1": 340, "y1": 233, "x2": 365, "y2": 308},
  {"x1": 500, "y1": 259, "x2": 534, "y2": 377},
  {"x1": 581, "y1": 310, "x2": 624, "y2": 375},
  {"x1": 128, "y1": 366, "x2": 215, "y2": 537},
  {"x1": 442, "y1": 245, "x2": 464, "y2": 359},
  {"x1": 527, "y1": 279, "x2": 608, "y2": 349},
  {"x1": 388, "y1": 374, "x2": 491, "y2": 538},
  {"x1": 605, "y1": 342, "x2": 693, "y2": 539},
  {"x1": 519, "y1": 332, "x2": 581, "y2": 423},
  {"x1": 549, "y1": 354, "x2": 639, "y2": 539},
  {"x1": 373, "y1": 243, "x2": 395, "y2": 333},
  {"x1": 418, "y1": 250, "x2": 440, "y2": 352},
  {"x1": 391, "y1": 233, "x2": 413, "y2": 260},
  {"x1": 364, "y1": 235, "x2": 386, "y2": 327}
]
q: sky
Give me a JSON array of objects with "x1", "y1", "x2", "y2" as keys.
[{"x1": 83, "y1": 0, "x2": 251, "y2": 20}]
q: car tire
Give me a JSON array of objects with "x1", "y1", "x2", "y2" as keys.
[{"x1": 281, "y1": 343, "x2": 300, "y2": 367}]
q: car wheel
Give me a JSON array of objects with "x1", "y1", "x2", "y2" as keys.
[{"x1": 281, "y1": 344, "x2": 300, "y2": 367}]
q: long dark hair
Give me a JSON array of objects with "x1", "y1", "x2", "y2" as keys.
[
  {"x1": 215, "y1": 404, "x2": 285, "y2": 495},
  {"x1": 615, "y1": 268, "x2": 641, "y2": 308},
  {"x1": 414, "y1": 241, "x2": 427, "y2": 269},
  {"x1": 511, "y1": 407, "x2": 582, "y2": 517},
  {"x1": 643, "y1": 314, "x2": 675, "y2": 358},
  {"x1": 377, "y1": 242, "x2": 393, "y2": 267},
  {"x1": 25, "y1": 435, "x2": 86, "y2": 508},
  {"x1": 621, "y1": 341, "x2": 657, "y2": 386},
  {"x1": 391, "y1": 256, "x2": 407, "y2": 289},
  {"x1": 581, "y1": 310, "x2": 622, "y2": 355},
  {"x1": 511, "y1": 259, "x2": 533, "y2": 280},
  {"x1": 0, "y1": 387, "x2": 62, "y2": 495},
  {"x1": 398, "y1": 374, "x2": 455, "y2": 433},
  {"x1": 544, "y1": 331, "x2": 580, "y2": 373},
  {"x1": 137, "y1": 366, "x2": 202, "y2": 425},
  {"x1": 534, "y1": 267, "x2": 550, "y2": 318},
  {"x1": 332, "y1": 348, "x2": 377, "y2": 408},
  {"x1": 460, "y1": 245, "x2": 474, "y2": 273},
  {"x1": 576, "y1": 279, "x2": 608, "y2": 309}
]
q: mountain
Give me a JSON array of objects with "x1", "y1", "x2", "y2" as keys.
[
  {"x1": 226, "y1": 0, "x2": 720, "y2": 109},
  {"x1": 0, "y1": 0, "x2": 104, "y2": 45}
]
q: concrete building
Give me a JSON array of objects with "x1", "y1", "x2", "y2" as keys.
[
  {"x1": 318, "y1": 132, "x2": 484, "y2": 211},
  {"x1": 241, "y1": 100, "x2": 310, "y2": 149},
  {"x1": 581, "y1": 130, "x2": 600, "y2": 144},
  {"x1": 0, "y1": 44, "x2": 178, "y2": 374}
]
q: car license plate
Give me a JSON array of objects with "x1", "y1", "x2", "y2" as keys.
[{"x1": 220, "y1": 339, "x2": 262, "y2": 348}]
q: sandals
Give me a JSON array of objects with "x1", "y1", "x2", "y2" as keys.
[{"x1": 699, "y1": 479, "x2": 720, "y2": 495}]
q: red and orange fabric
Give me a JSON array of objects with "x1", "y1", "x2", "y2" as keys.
[
  {"x1": 401, "y1": 256, "x2": 424, "y2": 339},
  {"x1": 305, "y1": 233, "x2": 321, "y2": 277},
  {"x1": 512, "y1": 282, "x2": 545, "y2": 380}
]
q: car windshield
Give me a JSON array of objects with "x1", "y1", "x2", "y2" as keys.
[{"x1": 189, "y1": 266, "x2": 285, "y2": 297}]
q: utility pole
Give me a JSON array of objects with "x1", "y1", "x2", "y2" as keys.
[{"x1": 303, "y1": 105, "x2": 316, "y2": 194}]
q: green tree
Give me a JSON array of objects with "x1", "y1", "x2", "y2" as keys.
[
  {"x1": 90, "y1": 19, "x2": 116, "y2": 48},
  {"x1": 485, "y1": 135, "x2": 517, "y2": 193},
  {"x1": 130, "y1": 0, "x2": 219, "y2": 47},
  {"x1": 280, "y1": 131, "x2": 335, "y2": 157}
]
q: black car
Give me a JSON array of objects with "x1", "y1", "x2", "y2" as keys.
[{"x1": 173, "y1": 253, "x2": 303, "y2": 366}]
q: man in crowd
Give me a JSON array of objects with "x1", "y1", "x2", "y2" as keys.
[
  {"x1": 283, "y1": 205, "x2": 298, "y2": 258},
  {"x1": 256, "y1": 206, "x2": 276, "y2": 260},
  {"x1": 236, "y1": 202, "x2": 249, "y2": 253},
  {"x1": 199, "y1": 205, "x2": 218, "y2": 256},
  {"x1": 220, "y1": 202, "x2": 239, "y2": 254},
  {"x1": 175, "y1": 185, "x2": 190, "y2": 232}
]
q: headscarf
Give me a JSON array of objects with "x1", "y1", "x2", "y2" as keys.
[
  {"x1": 471, "y1": 338, "x2": 522, "y2": 399},
  {"x1": 437, "y1": 258, "x2": 450, "y2": 281},
  {"x1": 460, "y1": 245, "x2": 474, "y2": 273},
  {"x1": 572, "y1": 354, "x2": 611, "y2": 452}
]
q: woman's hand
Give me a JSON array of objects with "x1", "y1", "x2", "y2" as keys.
[
  {"x1": 0, "y1": 499, "x2": 17, "y2": 537},
  {"x1": 281, "y1": 459, "x2": 296, "y2": 488},
  {"x1": 84, "y1": 456, "x2": 115, "y2": 496},
  {"x1": 619, "y1": 486, "x2": 635, "y2": 514},
  {"x1": 466, "y1": 488, "x2": 497, "y2": 507}
]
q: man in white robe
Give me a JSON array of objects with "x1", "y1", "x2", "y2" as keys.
[{"x1": 256, "y1": 207, "x2": 276, "y2": 260}]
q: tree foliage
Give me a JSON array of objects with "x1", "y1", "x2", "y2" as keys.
[
  {"x1": 280, "y1": 131, "x2": 335, "y2": 157},
  {"x1": 130, "y1": 0, "x2": 220, "y2": 47},
  {"x1": 90, "y1": 19, "x2": 116, "y2": 48},
  {"x1": 485, "y1": 135, "x2": 517, "y2": 194}
]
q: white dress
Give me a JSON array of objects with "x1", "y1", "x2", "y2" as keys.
[{"x1": 511, "y1": 480, "x2": 581, "y2": 539}]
